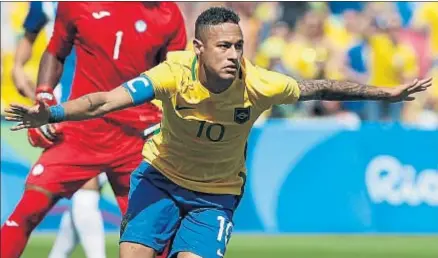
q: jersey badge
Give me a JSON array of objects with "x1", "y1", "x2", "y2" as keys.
[{"x1": 234, "y1": 107, "x2": 251, "y2": 124}]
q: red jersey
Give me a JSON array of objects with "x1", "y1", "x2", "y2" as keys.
[{"x1": 47, "y1": 2, "x2": 186, "y2": 146}]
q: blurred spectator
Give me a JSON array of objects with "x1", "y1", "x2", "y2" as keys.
[
  {"x1": 282, "y1": 10, "x2": 332, "y2": 80},
  {"x1": 344, "y1": 5, "x2": 419, "y2": 121},
  {"x1": 225, "y1": 2, "x2": 261, "y2": 60},
  {"x1": 410, "y1": 2, "x2": 438, "y2": 111},
  {"x1": 254, "y1": 21, "x2": 289, "y2": 69},
  {"x1": 327, "y1": 1, "x2": 364, "y2": 15},
  {"x1": 280, "y1": 2, "x2": 310, "y2": 29},
  {"x1": 254, "y1": 2, "x2": 284, "y2": 43},
  {"x1": 1, "y1": 2, "x2": 38, "y2": 113}
]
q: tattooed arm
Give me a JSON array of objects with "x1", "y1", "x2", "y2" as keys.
[
  {"x1": 61, "y1": 86, "x2": 135, "y2": 121},
  {"x1": 5, "y1": 76, "x2": 157, "y2": 130},
  {"x1": 297, "y1": 78, "x2": 433, "y2": 102}
]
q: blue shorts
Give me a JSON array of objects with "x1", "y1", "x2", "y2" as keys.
[{"x1": 120, "y1": 161, "x2": 240, "y2": 258}]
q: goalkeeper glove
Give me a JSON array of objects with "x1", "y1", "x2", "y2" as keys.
[{"x1": 27, "y1": 85, "x2": 63, "y2": 149}]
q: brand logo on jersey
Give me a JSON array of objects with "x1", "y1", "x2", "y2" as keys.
[
  {"x1": 5, "y1": 220, "x2": 19, "y2": 227},
  {"x1": 135, "y1": 20, "x2": 147, "y2": 33},
  {"x1": 31, "y1": 164, "x2": 44, "y2": 176},
  {"x1": 234, "y1": 107, "x2": 251, "y2": 124},
  {"x1": 92, "y1": 11, "x2": 111, "y2": 19}
]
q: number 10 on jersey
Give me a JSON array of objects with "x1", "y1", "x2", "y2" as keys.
[{"x1": 197, "y1": 121, "x2": 225, "y2": 142}]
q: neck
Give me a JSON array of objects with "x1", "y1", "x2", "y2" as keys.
[{"x1": 199, "y1": 63, "x2": 234, "y2": 94}]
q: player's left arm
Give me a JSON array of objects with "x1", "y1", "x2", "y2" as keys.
[{"x1": 297, "y1": 77, "x2": 432, "y2": 102}]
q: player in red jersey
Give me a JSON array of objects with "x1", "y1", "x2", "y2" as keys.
[{"x1": 0, "y1": 2, "x2": 187, "y2": 258}]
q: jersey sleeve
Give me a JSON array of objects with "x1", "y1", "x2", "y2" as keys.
[
  {"x1": 46, "y1": 2, "x2": 75, "y2": 61},
  {"x1": 141, "y1": 61, "x2": 178, "y2": 101},
  {"x1": 249, "y1": 64, "x2": 301, "y2": 109},
  {"x1": 23, "y1": 2, "x2": 48, "y2": 34}
]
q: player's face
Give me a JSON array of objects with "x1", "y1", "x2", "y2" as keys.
[{"x1": 196, "y1": 23, "x2": 244, "y2": 81}]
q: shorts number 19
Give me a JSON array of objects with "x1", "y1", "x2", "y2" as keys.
[{"x1": 217, "y1": 216, "x2": 232, "y2": 243}]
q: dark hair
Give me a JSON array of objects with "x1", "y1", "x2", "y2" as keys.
[{"x1": 195, "y1": 7, "x2": 240, "y2": 40}]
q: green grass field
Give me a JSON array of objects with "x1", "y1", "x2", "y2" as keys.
[{"x1": 22, "y1": 234, "x2": 438, "y2": 258}]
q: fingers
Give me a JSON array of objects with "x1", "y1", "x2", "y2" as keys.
[
  {"x1": 419, "y1": 77, "x2": 433, "y2": 85},
  {"x1": 405, "y1": 78, "x2": 419, "y2": 90},
  {"x1": 416, "y1": 77, "x2": 433, "y2": 89},
  {"x1": 10, "y1": 124, "x2": 29, "y2": 131},
  {"x1": 4, "y1": 115, "x2": 23, "y2": 122},
  {"x1": 406, "y1": 77, "x2": 433, "y2": 95},
  {"x1": 10, "y1": 120, "x2": 33, "y2": 131},
  {"x1": 9, "y1": 103, "x2": 31, "y2": 112},
  {"x1": 4, "y1": 107, "x2": 25, "y2": 119}
]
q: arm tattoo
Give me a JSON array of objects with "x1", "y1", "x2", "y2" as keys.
[
  {"x1": 298, "y1": 79, "x2": 391, "y2": 101},
  {"x1": 81, "y1": 95, "x2": 94, "y2": 109}
]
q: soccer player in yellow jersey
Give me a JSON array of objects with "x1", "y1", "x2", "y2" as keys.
[{"x1": 6, "y1": 7, "x2": 433, "y2": 258}]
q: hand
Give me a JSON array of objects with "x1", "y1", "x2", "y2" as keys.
[
  {"x1": 27, "y1": 85, "x2": 63, "y2": 148},
  {"x1": 386, "y1": 77, "x2": 433, "y2": 102},
  {"x1": 4, "y1": 101, "x2": 51, "y2": 131},
  {"x1": 11, "y1": 67, "x2": 36, "y2": 100}
]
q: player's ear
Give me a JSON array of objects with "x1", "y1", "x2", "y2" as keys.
[{"x1": 193, "y1": 39, "x2": 203, "y2": 55}]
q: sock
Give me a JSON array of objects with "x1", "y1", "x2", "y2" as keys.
[
  {"x1": 1, "y1": 190, "x2": 54, "y2": 258},
  {"x1": 48, "y1": 210, "x2": 78, "y2": 258},
  {"x1": 71, "y1": 189, "x2": 106, "y2": 258}
]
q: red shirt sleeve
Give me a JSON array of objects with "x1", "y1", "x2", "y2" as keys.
[
  {"x1": 165, "y1": 4, "x2": 187, "y2": 52},
  {"x1": 46, "y1": 2, "x2": 76, "y2": 61}
]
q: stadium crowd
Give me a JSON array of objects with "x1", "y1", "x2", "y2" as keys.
[{"x1": 2, "y1": 2, "x2": 437, "y2": 128}]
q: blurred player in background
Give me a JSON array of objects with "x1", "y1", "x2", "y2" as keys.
[
  {"x1": 10, "y1": 2, "x2": 106, "y2": 257},
  {"x1": 5, "y1": 7, "x2": 432, "y2": 258},
  {"x1": 1, "y1": 2, "x2": 15, "y2": 94},
  {"x1": 1, "y1": 2, "x2": 186, "y2": 258}
]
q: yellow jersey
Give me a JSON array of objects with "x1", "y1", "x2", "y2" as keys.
[
  {"x1": 141, "y1": 51, "x2": 300, "y2": 195},
  {"x1": 282, "y1": 39, "x2": 329, "y2": 79},
  {"x1": 368, "y1": 34, "x2": 418, "y2": 87},
  {"x1": 412, "y1": 2, "x2": 438, "y2": 58}
]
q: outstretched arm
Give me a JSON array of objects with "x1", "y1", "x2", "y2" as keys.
[
  {"x1": 5, "y1": 75, "x2": 155, "y2": 130},
  {"x1": 297, "y1": 78, "x2": 432, "y2": 102},
  {"x1": 59, "y1": 86, "x2": 135, "y2": 121}
]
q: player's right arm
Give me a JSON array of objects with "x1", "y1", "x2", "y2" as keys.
[
  {"x1": 23, "y1": 2, "x2": 77, "y2": 148},
  {"x1": 12, "y1": 2, "x2": 48, "y2": 99},
  {"x1": 37, "y1": 2, "x2": 75, "y2": 91},
  {"x1": 5, "y1": 61, "x2": 177, "y2": 130}
]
